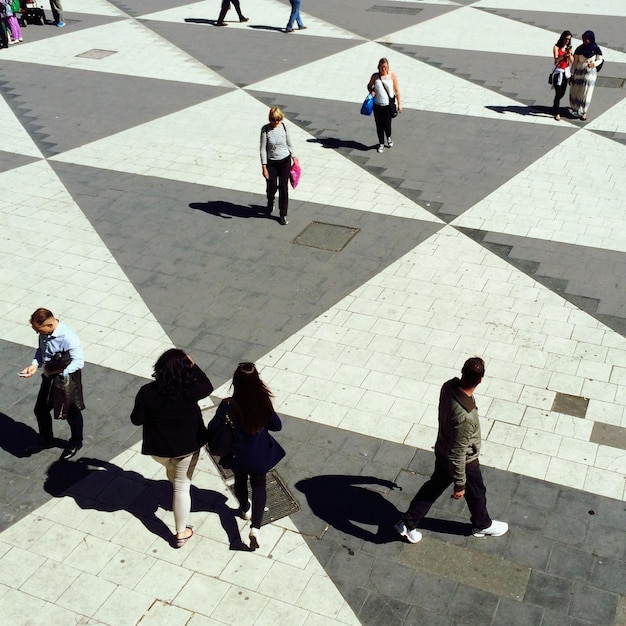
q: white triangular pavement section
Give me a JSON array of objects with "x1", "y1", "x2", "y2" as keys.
[
  {"x1": 0, "y1": 95, "x2": 45, "y2": 159},
  {"x1": 141, "y1": 0, "x2": 363, "y2": 40},
  {"x1": 452, "y1": 130, "x2": 626, "y2": 252},
  {"x1": 247, "y1": 40, "x2": 558, "y2": 126},
  {"x1": 475, "y1": 0, "x2": 626, "y2": 17},
  {"x1": 0, "y1": 160, "x2": 174, "y2": 378},
  {"x1": 585, "y1": 96, "x2": 626, "y2": 134},
  {"x1": 51, "y1": 89, "x2": 440, "y2": 222},
  {"x1": 211, "y1": 226, "x2": 626, "y2": 499},
  {"x1": 0, "y1": 20, "x2": 232, "y2": 87},
  {"x1": 0, "y1": 448, "x2": 360, "y2": 625},
  {"x1": 380, "y1": 5, "x2": 626, "y2": 63}
]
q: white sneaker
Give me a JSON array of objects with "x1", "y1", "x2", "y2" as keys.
[
  {"x1": 377, "y1": 144, "x2": 384, "y2": 153},
  {"x1": 394, "y1": 521, "x2": 422, "y2": 544},
  {"x1": 387, "y1": 138, "x2": 393, "y2": 148},
  {"x1": 241, "y1": 500, "x2": 252, "y2": 521},
  {"x1": 473, "y1": 520, "x2": 508, "y2": 537}
]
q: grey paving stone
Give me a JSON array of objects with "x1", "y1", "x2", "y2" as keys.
[
  {"x1": 590, "y1": 422, "x2": 626, "y2": 451},
  {"x1": 447, "y1": 585, "x2": 499, "y2": 626},
  {"x1": 405, "y1": 570, "x2": 458, "y2": 614},
  {"x1": 492, "y1": 596, "x2": 544, "y2": 626},
  {"x1": 541, "y1": 608, "x2": 597, "y2": 626},
  {"x1": 367, "y1": 558, "x2": 416, "y2": 600},
  {"x1": 404, "y1": 605, "x2": 453, "y2": 626},
  {"x1": 358, "y1": 593, "x2": 410, "y2": 626},
  {"x1": 524, "y1": 571, "x2": 573, "y2": 612},
  {"x1": 505, "y1": 530, "x2": 553, "y2": 571},
  {"x1": 547, "y1": 544, "x2": 596, "y2": 583},
  {"x1": 504, "y1": 501, "x2": 548, "y2": 533},
  {"x1": 397, "y1": 536, "x2": 529, "y2": 600},
  {"x1": 569, "y1": 582, "x2": 620, "y2": 625},
  {"x1": 590, "y1": 556, "x2": 626, "y2": 596}
]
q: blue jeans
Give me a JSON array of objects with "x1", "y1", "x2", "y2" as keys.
[{"x1": 286, "y1": 0, "x2": 303, "y2": 30}]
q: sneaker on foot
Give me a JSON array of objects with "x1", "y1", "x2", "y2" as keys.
[
  {"x1": 279, "y1": 215, "x2": 288, "y2": 225},
  {"x1": 387, "y1": 138, "x2": 393, "y2": 148},
  {"x1": 216, "y1": 21, "x2": 227, "y2": 26},
  {"x1": 473, "y1": 520, "x2": 508, "y2": 537},
  {"x1": 56, "y1": 21, "x2": 65, "y2": 27},
  {"x1": 394, "y1": 521, "x2": 422, "y2": 544},
  {"x1": 239, "y1": 16, "x2": 249, "y2": 22},
  {"x1": 377, "y1": 144, "x2": 384, "y2": 153},
  {"x1": 241, "y1": 500, "x2": 252, "y2": 521}
]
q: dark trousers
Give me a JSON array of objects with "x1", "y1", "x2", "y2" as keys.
[
  {"x1": 218, "y1": 0, "x2": 244, "y2": 22},
  {"x1": 266, "y1": 155, "x2": 290, "y2": 216},
  {"x1": 553, "y1": 79, "x2": 568, "y2": 114},
  {"x1": 234, "y1": 470, "x2": 266, "y2": 529},
  {"x1": 373, "y1": 103, "x2": 392, "y2": 145},
  {"x1": 403, "y1": 458, "x2": 492, "y2": 531},
  {"x1": 34, "y1": 376, "x2": 83, "y2": 447}
]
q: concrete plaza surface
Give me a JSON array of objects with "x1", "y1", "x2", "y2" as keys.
[{"x1": 1, "y1": 0, "x2": 626, "y2": 624}]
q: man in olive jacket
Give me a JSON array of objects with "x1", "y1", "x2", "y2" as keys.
[{"x1": 395, "y1": 357, "x2": 508, "y2": 543}]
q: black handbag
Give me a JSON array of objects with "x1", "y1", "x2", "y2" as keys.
[
  {"x1": 381, "y1": 80, "x2": 398, "y2": 117},
  {"x1": 206, "y1": 405, "x2": 235, "y2": 457}
]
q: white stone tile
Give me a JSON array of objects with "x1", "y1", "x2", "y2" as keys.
[
  {"x1": 173, "y1": 572, "x2": 231, "y2": 616},
  {"x1": 254, "y1": 597, "x2": 309, "y2": 626},
  {"x1": 56, "y1": 571, "x2": 117, "y2": 617},
  {"x1": 480, "y1": 441, "x2": 514, "y2": 469},
  {"x1": 180, "y1": 536, "x2": 235, "y2": 578},
  {"x1": 138, "y1": 600, "x2": 193, "y2": 626},
  {"x1": 63, "y1": 534, "x2": 121, "y2": 575},
  {"x1": 553, "y1": 414, "x2": 594, "y2": 441},
  {"x1": 28, "y1": 524, "x2": 86, "y2": 562},
  {"x1": 508, "y1": 449, "x2": 550, "y2": 480},
  {"x1": 93, "y1": 585, "x2": 153, "y2": 626},
  {"x1": 269, "y1": 531, "x2": 314, "y2": 570},
  {"x1": 210, "y1": 584, "x2": 269, "y2": 624},
  {"x1": 76, "y1": 509, "x2": 130, "y2": 541},
  {"x1": 0, "y1": 546, "x2": 45, "y2": 588},
  {"x1": 545, "y1": 458, "x2": 588, "y2": 491},
  {"x1": 135, "y1": 559, "x2": 193, "y2": 603},
  {"x1": 0, "y1": 588, "x2": 45, "y2": 626},
  {"x1": 296, "y1": 573, "x2": 345, "y2": 619},
  {"x1": 20, "y1": 559, "x2": 80, "y2": 602},
  {"x1": 585, "y1": 399, "x2": 623, "y2": 426},
  {"x1": 557, "y1": 437, "x2": 598, "y2": 466},
  {"x1": 219, "y1": 551, "x2": 274, "y2": 591},
  {"x1": 98, "y1": 545, "x2": 155, "y2": 588},
  {"x1": 522, "y1": 429, "x2": 562, "y2": 456},
  {"x1": 583, "y1": 467, "x2": 625, "y2": 500}
]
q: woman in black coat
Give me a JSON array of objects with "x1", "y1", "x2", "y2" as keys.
[
  {"x1": 211, "y1": 362, "x2": 284, "y2": 550},
  {"x1": 131, "y1": 349, "x2": 213, "y2": 548}
]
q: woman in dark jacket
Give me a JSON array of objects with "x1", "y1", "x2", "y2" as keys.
[
  {"x1": 211, "y1": 362, "x2": 284, "y2": 550},
  {"x1": 131, "y1": 349, "x2": 213, "y2": 548}
]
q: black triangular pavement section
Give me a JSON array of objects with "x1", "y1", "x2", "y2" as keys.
[
  {"x1": 249, "y1": 90, "x2": 575, "y2": 222},
  {"x1": 458, "y1": 227, "x2": 626, "y2": 339},
  {"x1": 0, "y1": 150, "x2": 40, "y2": 174},
  {"x1": 477, "y1": 7, "x2": 626, "y2": 54},
  {"x1": 591, "y1": 129, "x2": 626, "y2": 147},
  {"x1": 297, "y1": 0, "x2": 457, "y2": 41},
  {"x1": 0, "y1": 61, "x2": 233, "y2": 158},
  {"x1": 49, "y1": 160, "x2": 444, "y2": 383},
  {"x1": 390, "y1": 44, "x2": 626, "y2": 120},
  {"x1": 15, "y1": 11, "x2": 126, "y2": 44},
  {"x1": 142, "y1": 18, "x2": 362, "y2": 88},
  {"x1": 109, "y1": 0, "x2": 197, "y2": 19}
]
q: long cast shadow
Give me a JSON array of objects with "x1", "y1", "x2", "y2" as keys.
[
  {"x1": 307, "y1": 137, "x2": 371, "y2": 151},
  {"x1": 44, "y1": 457, "x2": 248, "y2": 550},
  {"x1": 189, "y1": 200, "x2": 268, "y2": 220}
]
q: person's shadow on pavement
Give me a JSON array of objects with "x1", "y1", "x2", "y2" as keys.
[
  {"x1": 189, "y1": 200, "x2": 267, "y2": 220},
  {"x1": 295, "y1": 475, "x2": 403, "y2": 544},
  {"x1": 44, "y1": 457, "x2": 248, "y2": 550}
]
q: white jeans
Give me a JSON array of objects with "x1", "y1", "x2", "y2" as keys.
[{"x1": 152, "y1": 450, "x2": 199, "y2": 533}]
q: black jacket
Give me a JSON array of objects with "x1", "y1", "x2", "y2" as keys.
[{"x1": 130, "y1": 364, "x2": 213, "y2": 457}]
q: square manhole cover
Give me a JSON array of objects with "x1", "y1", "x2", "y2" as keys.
[
  {"x1": 367, "y1": 5, "x2": 422, "y2": 15},
  {"x1": 550, "y1": 392, "x2": 588, "y2": 418},
  {"x1": 294, "y1": 221, "x2": 360, "y2": 252},
  {"x1": 76, "y1": 49, "x2": 117, "y2": 59},
  {"x1": 596, "y1": 76, "x2": 625, "y2": 89}
]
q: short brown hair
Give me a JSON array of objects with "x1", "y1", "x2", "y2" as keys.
[
  {"x1": 30, "y1": 308, "x2": 54, "y2": 327},
  {"x1": 460, "y1": 357, "x2": 485, "y2": 388}
]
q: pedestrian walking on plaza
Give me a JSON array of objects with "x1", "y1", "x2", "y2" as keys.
[
  {"x1": 395, "y1": 357, "x2": 508, "y2": 544},
  {"x1": 285, "y1": 0, "x2": 306, "y2": 33},
  {"x1": 569, "y1": 30, "x2": 604, "y2": 120},
  {"x1": 2, "y1": 0, "x2": 23, "y2": 43},
  {"x1": 216, "y1": 0, "x2": 248, "y2": 26},
  {"x1": 131, "y1": 349, "x2": 214, "y2": 548},
  {"x1": 209, "y1": 362, "x2": 285, "y2": 550},
  {"x1": 20, "y1": 308, "x2": 85, "y2": 461},
  {"x1": 551, "y1": 30, "x2": 573, "y2": 121},
  {"x1": 367, "y1": 57, "x2": 402, "y2": 153},
  {"x1": 260, "y1": 106, "x2": 296, "y2": 225},
  {"x1": 49, "y1": 0, "x2": 64, "y2": 26}
]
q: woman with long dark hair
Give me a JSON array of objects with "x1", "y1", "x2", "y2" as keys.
[
  {"x1": 211, "y1": 362, "x2": 285, "y2": 550},
  {"x1": 569, "y1": 30, "x2": 604, "y2": 120},
  {"x1": 131, "y1": 349, "x2": 213, "y2": 548},
  {"x1": 551, "y1": 30, "x2": 573, "y2": 121}
]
